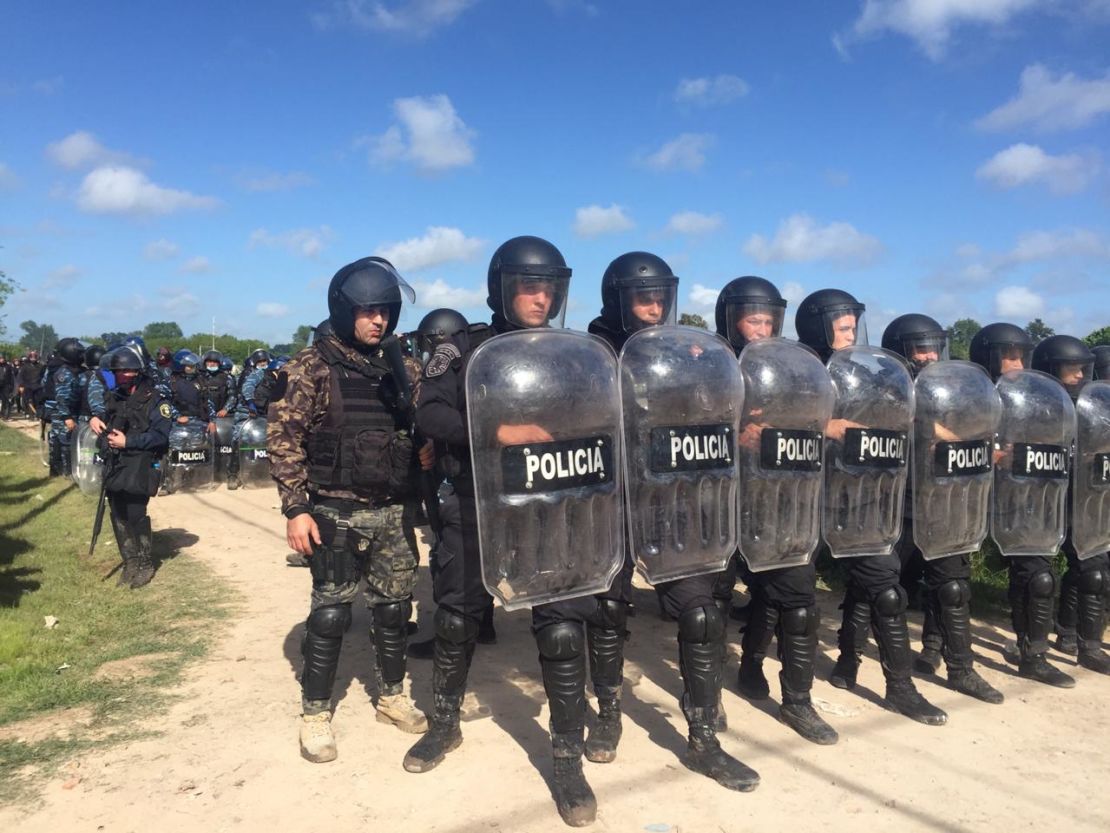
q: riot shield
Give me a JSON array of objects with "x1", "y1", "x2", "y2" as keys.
[
  {"x1": 737, "y1": 339, "x2": 835, "y2": 573},
  {"x1": 237, "y1": 417, "x2": 270, "y2": 488},
  {"x1": 1072, "y1": 380, "x2": 1110, "y2": 559},
  {"x1": 620, "y1": 326, "x2": 741, "y2": 584},
  {"x1": 213, "y1": 416, "x2": 235, "y2": 481},
  {"x1": 912, "y1": 361, "x2": 1001, "y2": 559},
  {"x1": 71, "y1": 420, "x2": 105, "y2": 497},
  {"x1": 39, "y1": 424, "x2": 48, "y2": 468},
  {"x1": 161, "y1": 422, "x2": 216, "y2": 494},
  {"x1": 992, "y1": 370, "x2": 1075, "y2": 557},
  {"x1": 823, "y1": 346, "x2": 914, "y2": 558},
  {"x1": 466, "y1": 329, "x2": 624, "y2": 610}
]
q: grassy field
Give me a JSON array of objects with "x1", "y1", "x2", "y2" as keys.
[{"x1": 0, "y1": 423, "x2": 234, "y2": 805}]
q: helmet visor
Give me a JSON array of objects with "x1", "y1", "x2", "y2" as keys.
[
  {"x1": 824, "y1": 308, "x2": 868, "y2": 352},
  {"x1": 620, "y1": 284, "x2": 677, "y2": 333},
  {"x1": 900, "y1": 333, "x2": 949, "y2": 372},
  {"x1": 1050, "y1": 358, "x2": 1094, "y2": 397},
  {"x1": 502, "y1": 272, "x2": 570, "y2": 329},
  {"x1": 990, "y1": 343, "x2": 1032, "y2": 379},
  {"x1": 724, "y1": 302, "x2": 784, "y2": 348}
]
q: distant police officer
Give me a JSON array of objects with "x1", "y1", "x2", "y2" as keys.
[
  {"x1": 268, "y1": 256, "x2": 429, "y2": 764},
  {"x1": 228, "y1": 349, "x2": 271, "y2": 489},
  {"x1": 44, "y1": 338, "x2": 86, "y2": 477},
  {"x1": 1093, "y1": 345, "x2": 1110, "y2": 382},
  {"x1": 100, "y1": 348, "x2": 171, "y2": 588},
  {"x1": 17, "y1": 349, "x2": 43, "y2": 418},
  {"x1": 0, "y1": 354, "x2": 14, "y2": 419},
  {"x1": 199, "y1": 350, "x2": 236, "y2": 418},
  {"x1": 1033, "y1": 336, "x2": 1110, "y2": 675},
  {"x1": 168, "y1": 350, "x2": 216, "y2": 430}
]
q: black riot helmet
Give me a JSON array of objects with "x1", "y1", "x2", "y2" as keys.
[
  {"x1": 881, "y1": 314, "x2": 949, "y2": 376},
  {"x1": 84, "y1": 344, "x2": 105, "y2": 369},
  {"x1": 417, "y1": 308, "x2": 468, "y2": 356},
  {"x1": 969, "y1": 322, "x2": 1033, "y2": 382},
  {"x1": 1092, "y1": 344, "x2": 1110, "y2": 381},
  {"x1": 202, "y1": 350, "x2": 223, "y2": 373},
  {"x1": 714, "y1": 276, "x2": 786, "y2": 350},
  {"x1": 248, "y1": 348, "x2": 271, "y2": 368},
  {"x1": 55, "y1": 337, "x2": 86, "y2": 367},
  {"x1": 600, "y1": 251, "x2": 678, "y2": 335},
  {"x1": 795, "y1": 288, "x2": 868, "y2": 361},
  {"x1": 310, "y1": 318, "x2": 334, "y2": 346},
  {"x1": 487, "y1": 236, "x2": 571, "y2": 330},
  {"x1": 327, "y1": 256, "x2": 415, "y2": 344},
  {"x1": 1032, "y1": 335, "x2": 1095, "y2": 400}
]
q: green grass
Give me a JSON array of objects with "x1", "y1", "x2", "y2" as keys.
[{"x1": 0, "y1": 423, "x2": 236, "y2": 805}]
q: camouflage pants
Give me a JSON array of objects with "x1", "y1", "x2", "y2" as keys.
[{"x1": 48, "y1": 418, "x2": 73, "y2": 475}]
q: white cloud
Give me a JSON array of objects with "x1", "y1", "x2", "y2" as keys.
[
  {"x1": 312, "y1": 0, "x2": 476, "y2": 37},
  {"x1": 76, "y1": 166, "x2": 219, "y2": 216},
  {"x1": 781, "y1": 281, "x2": 807, "y2": 306},
  {"x1": 743, "y1": 213, "x2": 882, "y2": 267},
  {"x1": 45, "y1": 131, "x2": 135, "y2": 170},
  {"x1": 376, "y1": 226, "x2": 485, "y2": 271},
  {"x1": 0, "y1": 162, "x2": 17, "y2": 190},
  {"x1": 1009, "y1": 228, "x2": 1109, "y2": 261},
  {"x1": 43, "y1": 265, "x2": 80, "y2": 290},
  {"x1": 643, "y1": 133, "x2": 713, "y2": 172},
  {"x1": 368, "y1": 94, "x2": 476, "y2": 174},
  {"x1": 236, "y1": 170, "x2": 317, "y2": 192},
  {"x1": 144, "y1": 238, "x2": 180, "y2": 260},
  {"x1": 674, "y1": 75, "x2": 749, "y2": 106},
  {"x1": 665, "y1": 210, "x2": 723, "y2": 236},
  {"x1": 688, "y1": 283, "x2": 720, "y2": 311},
  {"x1": 257, "y1": 302, "x2": 290, "y2": 318},
  {"x1": 836, "y1": 0, "x2": 1039, "y2": 60},
  {"x1": 180, "y1": 256, "x2": 212, "y2": 274},
  {"x1": 249, "y1": 226, "x2": 335, "y2": 258},
  {"x1": 976, "y1": 143, "x2": 1099, "y2": 195},
  {"x1": 976, "y1": 64, "x2": 1110, "y2": 133},
  {"x1": 995, "y1": 285, "x2": 1045, "y2": 318},
  {"x1": 161, "y1": 290, "x2": 201, "y2": 316},
  {"x1": 410, "y1": 278, "x2": 487, "y2": 309},
  {"x1": 573, "y1": 204, "x2": 635, "y2": 238},
  {"x1": 939, "y1": 227, "x2": 1110, "y2": 287}
]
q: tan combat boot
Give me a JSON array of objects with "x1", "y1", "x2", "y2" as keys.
[
  {"x1": 299, "y1": 712, "x2": 337, "y2": 763},
  {"x1": 376, "y1": 693, "x2": 429, "y2": 734}
]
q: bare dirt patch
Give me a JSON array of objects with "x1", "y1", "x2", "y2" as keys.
[{"x1": 91, "y1": 652, "x2": 179, "y2": 683}]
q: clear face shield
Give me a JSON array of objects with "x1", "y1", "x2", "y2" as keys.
[
  {"x1": 1052, "y1": 359, "x2": 1094, "y2": 398},
  {"x1": 824, "y1": 308, "x2": 868, "y2": 352},
  {"x1": 991, "y1": 343, "x2": 1032, "y2": 379},
  {"x1": 725, "y1": 302, "x2": 784, "y2": 348},
  {"x1": 620, "y1": 284, "x2": 677, "y2": 333},
  {"x1": 502, "y1": 272, "x2": 570, "y2": 329},
  {"x1": 901, "y1": 333, "x2": 949, "y2": 374}
]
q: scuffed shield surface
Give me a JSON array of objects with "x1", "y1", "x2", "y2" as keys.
[{"x1": 1072, "y1": 380, "x2": 1110, "y2": 559}]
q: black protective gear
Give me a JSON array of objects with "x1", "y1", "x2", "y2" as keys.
[
  {"x1": 537, "y1": 621, "x2": 587, "y2": 735},
  {"x1": 932, "y1": 579, "x2": 1003, "y2": 703},
  {"x1": 551, "y1": 729, "x2": 597, "y2": 827},
  {"x1": 1032, "y1": 335, "x2": 1095, "y2": 400},
  {"x1": 737, "y1": 596, "x2": 777, "y2": 700},
  {"x1": 585, "y1": 599, "x2": 626, "y2": 763},
  {"x1": 714, "y1": 276, "x2": 785, "y2": 350},
  {"x1": 301, "y1": 604, "x2": 352, "y2": 703},
  {"x1": 1094, "y1": 344, "x2": 1110, "y2": 381},
  {"x1": 84, "y1": 344, "x2": 105, "y2": 369},
  {"x1": 328, "y1": 256, "x2": 414, "y2": 343},
  {"x1": 681, "y1": 697, "x2": 760, "y2": 792},
  {"x1": 870, "y1": 591, "x2": 947, "y2": 725},
  {"x1": 881, "y1": 314, "x2": 948, "y2": 375},
  {"x1": 1013, "y1": 566, "x2": 1076, "y2": 686},
  {"x1": 874, "y1": 584, "x2": 908, "y2": 618},
  {"x1": 107, "y1": 348, "x2": 144, "y2": 373},
  {"x1": 130, "y1": 516, "x2": 155, "y2": 589},
  {"x1": 55, "y1": 337, "x2": 86, "y2": 367},
  {"x1": 1076, "y1": 567, "x2": 1110, "y2": 674},
  {"x1": 830, "y1": 595, "x2": 872, "y2": 690},
  {"x1": 310, "y1": 319, "x2": 335, "y2": 346},
  {"x1": 486, "y1": 236, "x2": 571, "y2": 330},
  {"x1": 969, "y1": 322, "x2": 1032, "y2": 381},
  {"x1": 599, "y1": 251, "x2": 678, "y2": 335},
  {"x1": 777, "y1": 605, "x2": 837, "y2": 745},
  {"x1": 248, "y1": 348, "x2": 271, "y2": 368},
  {"x1": 794, "y1": 288, "x2": 867, "y2": 361},
  {"x1": 371, "y1": 600, "x2": 413, "y2": 691},
  {"x1": 416, "y1": 308, "x2": 469, "y2": 357}
]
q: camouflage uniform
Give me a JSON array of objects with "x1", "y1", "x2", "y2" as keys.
[{"x1": 46, "y1": 363, "x2": 81, "y2": 476}]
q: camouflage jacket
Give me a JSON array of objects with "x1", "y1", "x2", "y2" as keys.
[{"x1": 267, "y1": 335, "x2": 421, "y2": 517}]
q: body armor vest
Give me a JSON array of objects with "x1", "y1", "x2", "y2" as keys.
[
  {"x1": 201, "y1": 371, "x2": 231, "y2": 411},
  {"x1": 107, "y1": 380, "x2": 155, "y2": 435},
  {"x1": 170, "y1": 375, "x2": 206, "y2": 418}
]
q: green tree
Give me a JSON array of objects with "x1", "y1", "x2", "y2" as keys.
[
  {"x1": 946, "y1": 317, "x2": 981, "y2": 361},
  {"x1": 679, "y1": 312, "x2": 708, "y2": 329},
  {"x1": 1025, "y1": 318, "x2": 1055, "y2": 344},
  {"x1": 19, "y1": 320, "x2": 59, "y2": 352},
  {"x1": 142, "y1": 321, "x2": 184, "y2": 344},
  {"x1": 1084, "y1": 326, "x2": 1110, "y2": 347},
  {"x1": 292, "y1": 324, "x2": 313, "y2": 350}
]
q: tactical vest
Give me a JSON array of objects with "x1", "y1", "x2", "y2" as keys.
[
  {"x1": 306, "y1": 339, "x2": 413, "y2": 495},
  {"x1": 170, "y1": 375, "x2": 206, "y2": 418},
  {"x1": 253, "y1": 371, "x2": 277, "y2": 412},
  {"x1": 200, "y1": 371, "x2": 230, "y2": 411}
]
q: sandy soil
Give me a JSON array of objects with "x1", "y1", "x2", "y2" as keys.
[{"x1": 3, "y1": 422, "x2": 1109, "y2": 832}]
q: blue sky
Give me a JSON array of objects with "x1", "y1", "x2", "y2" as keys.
[{"x1": 2, "y1": 0, "x2": 1108, "y2": 347}]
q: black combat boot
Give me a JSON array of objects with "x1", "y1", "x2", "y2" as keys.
[
  {"x1": 736, "y1": 595, "x2": 776, "y2": 700},
  {"x1": 1055, "y1": 576, "x2": 1079, "y2": 655},
  {"x1": 1017, "y1": 571, "x2": 1075, "y2": 687},
  {"x1": 872, "y1": 588, "x2": 947, "y2": 725},
  {"x1": 551, "y1": 729, "x2": 596, "y2": 827},
  {"x1": 1077, "y1": 583, "x2": 1110, "y2": 675},
  {"x1": 129, "y1": 517, "x2": 156, "y2": 588},
  {"x1": 933, "y1": 579, "x2": 1003, "y2": 704},
  {"x1": 913, "y1": 594, "x2": 943, "y2": 673},
  {"x1": 110, "y1": 516, "x2": 138, "y2": 587},
  {"x1": 713, "y1": 596, "x2": 730, "y2": 731},
  {"x1": 830, "y1": 596, "x2": 871, "y2": 690},
  {"x1": 585, "y1": 621, "x2": 624, "y2": 763},
  {"x1": 778, "y1": 606, "x2": 838, "y2": 745},
  {"x1": 681, "y1": 698, "x2": 760, "y2": 792}
]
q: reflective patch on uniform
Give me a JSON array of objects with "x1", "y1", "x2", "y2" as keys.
[
  {"x1": 159, "y1": 403, "x2": 172, "y2": 419},
  {"x1": 425, "y1": 343, "x2": 461, "y2": 378}
]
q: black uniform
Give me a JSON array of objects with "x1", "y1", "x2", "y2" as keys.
[{"x1": 0, "y1": 358, "x2": 14, "y2": 419}]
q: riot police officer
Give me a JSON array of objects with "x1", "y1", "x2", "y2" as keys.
[
  {"x1": 1033, "y1": 336, "x2": 1110, "y2": 674},
  {"x1": 0, "y1": 353, "x2": 14, "y2": 419},
  {"x1": 199, "y1": 350, "x2": 236, "y2": 418},
  {"x1": 717, "y1": 277, "x2": 839, "y2": 744},
  {"x1": 228, "y1": 348, "x2": 271, "y2": 489},
  {"x1": 44, "y1": 338, "x2": 86, "y2": 477},
  {"x1": 17, "y1": 349, "x2": 43, "y2": 418},
  {"x1": 1093, "y1": 344, "x2": 1110, "y2": 381},
  {"x1": 155, "y1": 346, "x2": 173, "y2": 380},
  {"x1": 168, "y1": 350, "x2": 216, "y2": 429},
  {"x1": 268, "y1": 256, "x2": 429, "y2": 764},
  {"x1": 797, "y1": 291, "x2": 947, "y2": 725}
]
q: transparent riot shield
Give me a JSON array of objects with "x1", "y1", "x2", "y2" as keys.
[
  {"x1": 466, "y1": 330, "x2": 624, "y2": 610},
  {"x1": 237, "y1": 417, "x2": 270, "y2": 488},
  {"x1": 912, "y1": 361, "x2": 1002, "y2": 559},
  {"x1": 992, "y1": 369, "x2": 1075, "y2": 557},
  {"x1": 38, "y1": 423, "x2": 48, "y2": 468},
  {"x1": 1072, "y1": 380, "x2": 1110, "y2": 559},
  {"x1": 71, "y1": 420, "x2": 105, "y2": 497},
  {"x1": 737, "y1": 339, "x2": 835, "y2": 572},
  {"x1": 823, "y1": 346, "x2": 914, "y2": 558},
  {"x1": 213, "y1": 416, "x2": 235, "y2": 481},
  {"x1": 620, "y1": 326, "x2": 742, "y2": 584},
  {"x1": 161, "y1": 422, "x2": 216, "y2": 494}
]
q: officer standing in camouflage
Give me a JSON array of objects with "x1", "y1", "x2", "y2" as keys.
[
  {"x1": 45, "y1": 338, "x2": 86, "y2": 477},
  {"x1": 268, "y1": 256, "x2": 430, "y2": 763}
]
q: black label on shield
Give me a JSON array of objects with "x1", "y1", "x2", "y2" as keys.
[
  {"x1": 1012, "y1": 443, "x2": 1068, "y2": 479},
  {"x1": 650, "y1": 424, "x2": 733, "y2": 473},
  {"x1": 759, "y1": 429, "x2": 823, "y2": 471},
  {"x1": 843, "y1": 428, "x2": 907, "y2": 469},
  {"x1": 1093, "y1": 453, "x2": 1110, "y2": 486},
  {"x1": 502, "y1": 435, "x2": 614, "y2": 495},
  {"x1": 934, "y1": 440, "x2": 991, "y2": 476},
  {"x1": 171, "y1": 448, "x2": 211, "y2": 465}
]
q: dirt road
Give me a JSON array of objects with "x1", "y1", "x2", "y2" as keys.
[{"x1": 2, "y1": 436, "x2": 1108, "y2": 832}]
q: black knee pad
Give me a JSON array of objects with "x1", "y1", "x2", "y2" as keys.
[
  {"x1": 1078, "y1": 567, "x2": 1106, "y2": 595},
  {"x1": 307, "y1": 604, "x2": 352, "y2": 639},
  {"x1": 780, "y1": 605, "x2": 818, "y2": 636},
  {"x1": 435, "y1": 606, "x2": 478, "y2": 644},
  {"x1": 678, "y1": 604, "x2": 725, "y2": 644},
  {"x1": 937, "y1": 578, "x2": 971, "y2": 607},
  {"x1": 874, "y1": 585, "x2": 908, "y2": 617},
  {"x1": 536, "y1": 621, "x2": 584, "y2": 661},
  {"x1": 594, "y1": 598, "x2": 628, "y2": 631},
  {"x1": 372, "y1": 599, "x2": 412, "y2": 630},
  {"x1": 1028, "y1": 569, "x2": 1056, "y2": 599}
]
